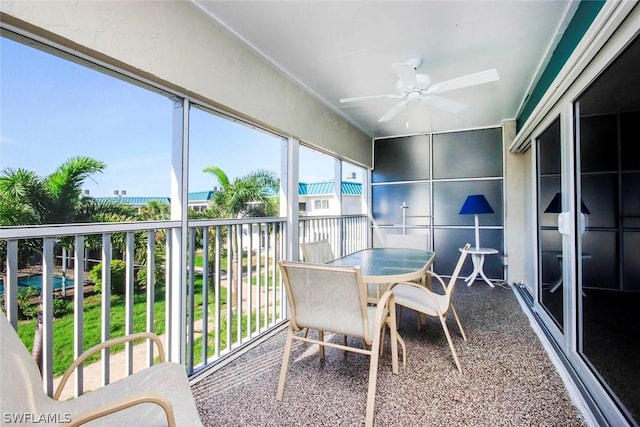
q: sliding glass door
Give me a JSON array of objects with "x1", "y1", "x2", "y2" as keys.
[
  {"x1": 573, "y1": 33, "x2": 640, "y2": 423},
  {"x1": 536, "y1": 117, "x2": 564, "y2": 331}
]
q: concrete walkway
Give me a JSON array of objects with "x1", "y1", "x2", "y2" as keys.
[{"x1": 53, "y1": 331, "x2": 170, "y2": 401}]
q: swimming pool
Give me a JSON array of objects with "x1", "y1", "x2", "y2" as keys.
[{"x1": 0, "y1": 275, "x2": 67, "y2": 295}]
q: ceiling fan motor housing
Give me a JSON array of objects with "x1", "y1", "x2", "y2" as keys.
[{"x1": 396, "y1": 73, "x2": 432, "y2": 94}]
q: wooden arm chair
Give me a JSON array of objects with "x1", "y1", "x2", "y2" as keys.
[
  {"x1": 277, "y1": 260, "x2": 405, "y2": 427},
  {"x1": 0, "y1": 310, "x2": 203, "y2": 426},
  {"x1": 390, "y1": 243, "x2": 471, "y2": 373}
]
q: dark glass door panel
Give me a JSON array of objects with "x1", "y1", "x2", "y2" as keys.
[
  {"x1": 536, "y1": 117, "x2": 564, "y2": 330},
  {"x1": 575, "y1": 33, "x2": 640, "y2": 423}
]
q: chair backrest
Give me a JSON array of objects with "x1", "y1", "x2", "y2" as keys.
[
  {"x1": 0, "y1": 310, "x2": 54, "y2": 416},
  {"x1": 300, "y1": 240, "x2": 335, "y2": 263},
  {"x1": 278, "y1": 260, "x2": 371, "y2": 343},
  {"x1": 444, "y1": 243, "x2": 471, "y2": 297}
]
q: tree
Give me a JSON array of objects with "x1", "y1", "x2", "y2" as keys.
[
  {"x1": 203, "y1": 166, "x2": 279, "y2": 308},
  {"x1": 0, "y1": 156, "x2": 136, "y2": 371},
  {"x1": 0, "y1": 157, "x2": 135, "y2": 271},
  {"x1": 138, "y1": 199, "x2": 170, "y2": 221},
  {"x1": 135, "y1": 200, "x2": 171, "y2": 288},
  {"x1": 0, "y1": 156, "x2": 135, "y2": 226}
]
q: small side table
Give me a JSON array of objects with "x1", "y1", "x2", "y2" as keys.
[{"x1": 460, "y1": 247, "x2": 499, "y2": 287}]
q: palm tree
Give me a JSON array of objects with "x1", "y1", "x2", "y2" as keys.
[
  {"x1": 135, "y1": 200, "x2": 171, "y2": 287},
  {"x1": 0, "y1": 157, "x2": 135, "y2": 271},
  {"x1": 138, "y1": 199, "x2": 170, "y2": 221},
  {"x1": 203, "y1": 166, "x2": 279, "y2": 308},
  {"x1": 0, "y1": 156, "x2": 136, "y2": 371},
  {"x1": 0, "y1": 156, "x2": 135, "y2": 226}
]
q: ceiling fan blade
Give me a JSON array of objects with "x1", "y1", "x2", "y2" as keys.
[
  {"x1": 426, "y1": 68, "x2": 500, "y2": 95},
  {"x1": 339, "y1": 93, "x2": 401, "y2": 103},
  {"x1": 421, "y1": 95, "x2": 466, "y2": 113},
  {"x1": 378, "y1": 99, "x2": 409, "y2": 122},
  {"x1": 392, "y1": 62, "x2": 418, "y2": 88}
]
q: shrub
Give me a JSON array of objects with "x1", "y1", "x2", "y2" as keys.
[
  {"x1": 17, "y1": 286, "x2": 40, "y2": 319},
  {"x1": 136, "y1": 264, "x2": 166, "y2": 288},
  {"x1": 52, "y1": 297, "x2": 71, "y2": 318},
  {"x1": 90, "y1": 259, "x2": 127, "y2": 295}
]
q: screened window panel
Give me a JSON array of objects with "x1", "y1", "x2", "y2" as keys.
[
  {"x1": 432, "y1": 228, "x2": 503, "y2": 279},
  {"x1": 372, "y1": 135, "x2": 429, "y2": 183},
  {"x1": 432, "y1": 128, "x2": 502, "y2": 179},
  {"x1": 372, "y1": 229, "x2": 429, "y2": 250},
  {"x1": 371, "y1": 182, "x2": 430, "y2": 226},
  {"x1": 433, "y1": 180, "x2": 502, "y2": 227}
]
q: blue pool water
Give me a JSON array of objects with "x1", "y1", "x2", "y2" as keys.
[{"x1": 0, "y1": 275, "x2": 66, "y2": 295}]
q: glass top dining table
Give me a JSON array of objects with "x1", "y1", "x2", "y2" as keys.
[{"x1": 327, "y1": 247, "x2": 436, "y2": 285}]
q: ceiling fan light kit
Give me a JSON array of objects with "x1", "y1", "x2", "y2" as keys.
[{"x1": 339, "y1": 58, "x2": 500, "y2": 123}]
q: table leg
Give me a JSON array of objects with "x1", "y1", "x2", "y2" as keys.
[
  {"x1": 464, "y1": 269, "x2": 479, "y2": 285},
  {"x1": 465, "y1": 253, "x2": 494, "y2": 287}
]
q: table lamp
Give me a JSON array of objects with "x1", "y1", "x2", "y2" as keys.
[{"x1": 459, "y1": 194, "x2": 494, "y2": 250}]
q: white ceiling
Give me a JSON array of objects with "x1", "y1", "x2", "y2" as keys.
[{"x1": 193, "y1": 1, "x2": 578, "y2": 139}]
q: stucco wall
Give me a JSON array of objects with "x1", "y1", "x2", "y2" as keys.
[
  {"x1": 0, "y1": 1, "x2": 372, "y2": 167},
  {"x1": 503, "y1": 120, "x2": 532, "y2": 286}
]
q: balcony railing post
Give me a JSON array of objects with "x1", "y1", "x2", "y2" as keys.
[
  {"x1": 101, "y1": 233, "x2": 112, "y2": 387},
  {"x1": 125, "y1": 231, "x2": 135, "y2": 376},
  {"x1": 5, "y1": 240, "x2": 19, "y2": 329},
  {"x1": 73, "y1": 235, "x2": 85, "y2": 397},
  {"x1": 146, "y1": 231, "x2": 155, "y2": 368},
  {"x1": 42, "y1": 236, "x2": 54, "y2": 396}
]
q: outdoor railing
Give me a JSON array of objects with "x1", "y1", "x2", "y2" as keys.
[
  {"x1": 299, "y1": 214, "x2": 369, "y2": 258},
  {"x1": 185, "y1": 217, "x2": 286, "y2": 376},
  {"x1": 0, "y1": 214, "x2": 368, "y2": 397}
]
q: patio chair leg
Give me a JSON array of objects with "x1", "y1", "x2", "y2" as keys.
[
  {"x1": 449, "y1": 304, "x2": 467, "y2": 341},
  {"x1": 318, "y1": 330, "x2": 325, "y2": 360},
  {"x1": 277, "y1": 327, "x2": 295, "y2": 400},
  {"x1": 365, "y1": 335, "x2": 382, "y2": 427},
  {"x1": 438, "y1": 314, "x2": 462, "y2": 373},
  {"x1": 379, "y1": 324, "x2": 387, "y2": 356}
]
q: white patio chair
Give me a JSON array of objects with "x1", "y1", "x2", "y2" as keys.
[
  {"x1": 277, "y1": 260, "x2": 405, "y2": 427},
  {"x1": 390, "y1": 243, "x2": 470, "y2": 373},
  {"x1": 0, "y1": 310, "x2": 203, "y2": 427},
  {"x1": 300, "y1": 239, "x2": 335, "y2": 263}
]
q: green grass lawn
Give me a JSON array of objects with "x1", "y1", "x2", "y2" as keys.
[
  {"x1": 17, "y1": 273, "x2": 229, "y2": 377},
  {"x1": 16, "y1": 252, "x2": 280, "y2": 377}
]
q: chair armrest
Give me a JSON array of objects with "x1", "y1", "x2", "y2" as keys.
[
  {"x1": 374, "y1": 290, "x2": 396, "y2": 333},
  {"x1": 389, "y1": 281, "x2": 446, "y2": 313},
  {"x1": 68, "y1": 391, "x2": 176, "y2": 427},
  {"x1": 54, "y1": 332, "x2": 165, "y2": 400},
  {"x1": 425, "y1": 270, "x2": 448, "y2": 293}
]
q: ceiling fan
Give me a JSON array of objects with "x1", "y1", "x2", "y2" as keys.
[{"x1": 339, "y1": 58, "x2": 500, "y2": 123}]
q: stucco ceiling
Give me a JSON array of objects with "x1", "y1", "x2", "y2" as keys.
[{"x1": 192, "y1": 1, "x2": 579, "y2": 139}]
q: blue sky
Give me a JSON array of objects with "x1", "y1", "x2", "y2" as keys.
[{"x1": 1, "y1": 37, "x2": 359, "y2": 198}]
